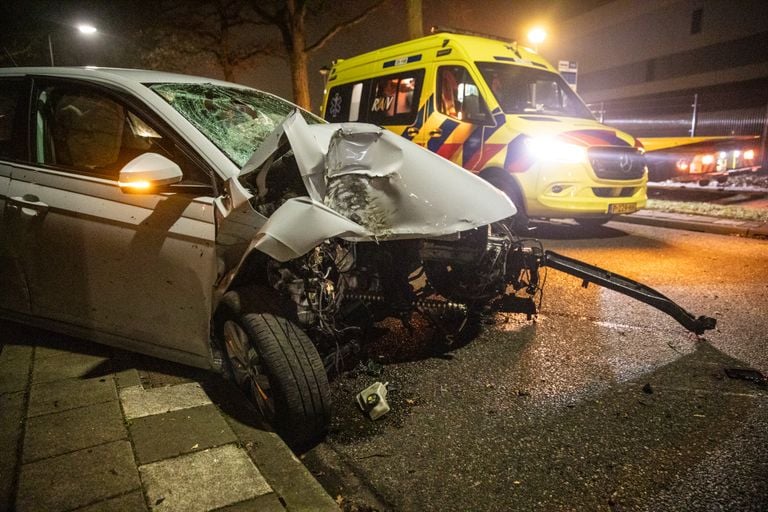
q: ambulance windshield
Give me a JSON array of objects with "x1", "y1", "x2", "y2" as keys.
[{"x1": 477, "y1": 62, "x2": 593, "y2": 119}]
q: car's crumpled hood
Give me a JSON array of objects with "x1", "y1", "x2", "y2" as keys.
[{"x1": 237, "y1": 112, "x2": 516, "y2": 262}]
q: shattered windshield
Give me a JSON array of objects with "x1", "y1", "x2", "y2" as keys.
[
  {"x1": 476, "y1": 62, "x2": 593, "y2": 119},
  {"x1": 149, "y1": 83, "x2": 322, "y2": 167}
]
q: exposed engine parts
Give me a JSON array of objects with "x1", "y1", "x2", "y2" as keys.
[{"x1": 264, "y1": 221, "x2": 716, "y2": 374}]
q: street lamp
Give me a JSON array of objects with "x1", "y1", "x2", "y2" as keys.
[
  {"x1": 77, "y1": 24, "x2": 98, "y2": 35},
  {"x1": 527, "y1": 26, "x2": 547, "y2": 52},
  {"x1": 48, "y1": 23, "x2": 98, "y2": 66}
]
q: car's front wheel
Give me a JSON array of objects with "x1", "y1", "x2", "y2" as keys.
[{"x1": 220, "y1": 290, "x2": 331, "y2": 448}]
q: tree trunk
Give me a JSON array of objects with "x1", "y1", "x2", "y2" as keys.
[
  {"x1": 407, "y1": 0, "x2": 423, "y2": 40},
  {"x1": 287, "y1": 1, "x2": 311, "y2": 109},
  {"x1": 290, "y1": 46, "x2": 311, "y2": 109}
]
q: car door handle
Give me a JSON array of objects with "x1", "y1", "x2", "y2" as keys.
[
  {"x1": 8, "y1": 195, "x2": 50, "y2": 218},
  {"x1": 405, "y1": 126, "x2": 419, "y2": 137},
  {"x1": 428, "y1": 129, "x2": 443, "y2": 138}
]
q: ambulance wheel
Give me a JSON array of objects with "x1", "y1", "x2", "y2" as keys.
[
  {"x1": 220, "y1": 289, "x2": 331, "y2": 448},
  {"x1": 481, "y1": 168, "x2": 529, "y2": 233}
]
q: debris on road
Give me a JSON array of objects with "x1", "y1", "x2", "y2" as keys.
[{"x1": 356, "y1": 382, "x2": 391, "y2": 420}]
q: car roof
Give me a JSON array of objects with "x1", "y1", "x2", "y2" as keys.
[{"x1": 0, "y1": 66, "x2": 246, "y2": 88}]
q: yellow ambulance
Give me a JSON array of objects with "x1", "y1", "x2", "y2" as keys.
[{"x1": 321, "y1": 28, "x2": 647, "y2": 228}]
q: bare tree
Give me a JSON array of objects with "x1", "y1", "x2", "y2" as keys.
[
  {"x1": 143, "y1": 0, "x2": 278, "y2": 81},
  {"x1": 141, "y1": 0, "x2": 388, "y2": 109},
  {"x1": 248, "y1": 0, "x2": 387, "y2": 110}
]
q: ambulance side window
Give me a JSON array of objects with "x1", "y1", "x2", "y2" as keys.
[
  {"x1": 325, "y1": 82, "x2": 369, "y2": 123},
  {"x1": 367, "y1": 69, "x2": 425, "y2": 126},
  {"x1": 437, "y1": 66, "x2": 491, "y2": 124}
]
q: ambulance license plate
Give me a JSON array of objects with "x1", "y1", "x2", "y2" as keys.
[{"x1": 609, "y1": 203, "x2": 637, "y2": 214}]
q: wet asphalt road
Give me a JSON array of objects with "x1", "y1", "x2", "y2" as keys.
[{"x1": 303, "y1": 222, "x2": 768, "y2": 511}]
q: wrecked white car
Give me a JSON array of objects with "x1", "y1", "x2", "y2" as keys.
[{"x1": 0, "y1": 68, "x2": 715, "y2": 447}]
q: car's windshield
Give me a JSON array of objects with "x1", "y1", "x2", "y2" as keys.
[
  {"x1": 149, "y1": 83, "x2": 322, "y2": 167},
  {"x1": 476, "y1": 62, "x2": 593, "y2": 119}
]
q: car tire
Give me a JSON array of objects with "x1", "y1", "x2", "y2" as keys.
[
  {"x1": 575, "y1": 216, "x2": 613, "y2": 228},
  {"x1": 220, "y1": 290, "x2": 331, "y2": 448}
]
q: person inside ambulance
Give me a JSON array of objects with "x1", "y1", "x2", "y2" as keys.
[
  {"x1": 438, "y1": 66, "x2": 488, "y2": 123},
  {"x1": 440, "y1": 68, "x2": 458, "y2": 118}
]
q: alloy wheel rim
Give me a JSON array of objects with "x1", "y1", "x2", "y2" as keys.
[{"x1": 223, "y1": 320, "x2": 275, "y2": 420}]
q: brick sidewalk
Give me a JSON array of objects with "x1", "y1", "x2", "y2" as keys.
[{"x1": 0, "y1": 324, "x2": 338, "y2": 512}]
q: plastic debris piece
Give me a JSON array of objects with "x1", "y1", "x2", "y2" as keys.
[{"x1": 356, "y1": 381, "x2": 391, "y2": 420}]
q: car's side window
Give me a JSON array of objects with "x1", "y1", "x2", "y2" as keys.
[
  {"x1": 34, "y1": 82, "x2": 211, "y2": 185},
  {"x1": 437, "y1": 66, "x2": 491, "y2": 124},
  {"x1": 0, "y1": 78, "x2": 28, "y2": 162}
]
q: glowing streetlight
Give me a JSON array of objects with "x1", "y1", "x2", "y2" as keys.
[
  {"x1": 48, "y1": 23, "x2": 99, "y2": 66},
  {"x1": 77, "y1": 24, "x2": 98, "y2": 35},
  {"x1": 527, "y1": 27, "x2": 547, "y2": 51}
]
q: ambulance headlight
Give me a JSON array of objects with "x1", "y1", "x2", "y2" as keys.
[{"x1": 526, "y1": 137, "x2": 587, "y2": 164}]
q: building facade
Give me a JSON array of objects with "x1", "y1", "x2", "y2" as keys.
[{"x1": 547, "y1": 0, "x2": 768, "y2": 138}]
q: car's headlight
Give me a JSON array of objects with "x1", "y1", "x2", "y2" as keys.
[{"x1": 525, "y1": 137, "x2": 588, "y2": 164}]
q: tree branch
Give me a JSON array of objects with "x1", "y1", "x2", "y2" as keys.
[
  {"x1": 305, "y1": 0, "x2": 388, "y2": 54},
  {"x1": 231, "y1": 43, "x2": 284, "y2": 65}
]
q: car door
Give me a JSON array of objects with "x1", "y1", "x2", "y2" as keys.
[
  {"x1": 7, "y1": 77, "x2": 219, "y2": 366},
  {"x1": 0, "y1": 76, "x2": 33, "y2": 314},
  {"x1": 413, "y1": 64, "x2": 494, "y2": 171}
]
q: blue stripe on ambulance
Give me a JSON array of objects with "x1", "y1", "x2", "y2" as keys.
[
  {"x1": 428, "y1": 118, "x2": 460, "y2": 152},
  {"x1": 503, "y1": 135, "x2": 535, "y2": 172},
  {"x1": 383, "y1": 54, "x2": 423, "y2": 68},
  {"x1": 461, "y1": 108, "x2": 507, "y2": 167}
]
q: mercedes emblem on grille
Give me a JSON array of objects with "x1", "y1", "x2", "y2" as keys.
[{"x1": 618, "y1": 152, "x2": 633, "y2": 173}]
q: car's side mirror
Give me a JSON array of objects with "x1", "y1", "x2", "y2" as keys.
[{"x1": 118, "y1": 153, "x2": 183, "y2": 194}]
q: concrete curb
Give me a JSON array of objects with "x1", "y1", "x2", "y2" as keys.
[{"x1": 612, "y1": 210, "x2": 768, "y2": 238}]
